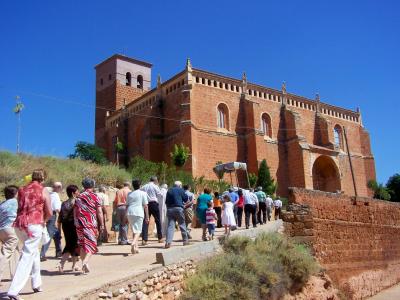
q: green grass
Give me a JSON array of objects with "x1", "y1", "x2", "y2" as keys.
[
  {"x1": 0, "y1": 151, "x2": 130, "y2": 193},
  {"x1": 182, "y1": 233, "x2": 320, "y2": 300}
]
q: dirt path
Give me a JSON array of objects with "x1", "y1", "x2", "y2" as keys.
[{"x1": 0, "y1": 222, "x2": 281, "y2": 300}]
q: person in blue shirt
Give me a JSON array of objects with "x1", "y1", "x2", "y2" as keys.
[
  {"x1": 165, "y1": 181, "x2": 189, "y2": 248},
  {"x1": 0, "y1": 185, "x2": 19, "y2": 283},
  {"x1": 196, "y1": 188, "x2": 213, "y2": 241}
]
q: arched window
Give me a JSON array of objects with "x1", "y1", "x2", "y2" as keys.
[
  {"x1": 261, "y1": 113, "x2": 272, "y2": 138},
  {"x1": 333, "y1": 125, "x2": 343, "y2": 149},
  {"x1": 217, "y1": 103, "x2": 229, "y2": 130},
  {"x1": 126, "y1": 72, "x2": 132, "y2": 86},
  {"x1": 137, "y1": 75, "x2": 143, "y2": 89}
]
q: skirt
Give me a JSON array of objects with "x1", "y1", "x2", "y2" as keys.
[
  {"x1": 222, "y1": 209, "x2": 236, "y2": 226},
  {"x1": 196, "y1": 207, "x2": 207, "y2": 225},
  {"x1": 127, "y1": 215, "x2": 144, "y2": 234},
  {"x1": 62, "y1": 221, "x2": 79, "y2": 256},
  {"x1": 184, "y1": 207, "x2": 194, "y2": 224},
  {"x1": 76, "y1": 226, "x2": 98, "y2": 254}
]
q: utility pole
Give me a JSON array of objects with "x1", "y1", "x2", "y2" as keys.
[{"x1": 13, "y1": 96, "x2": 24, "y2": 154}]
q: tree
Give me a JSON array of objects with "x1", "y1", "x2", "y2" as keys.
[
  {"x1": 387, "y1": 173, "x2": 400, "y2": 202},
  {"x1": 170, "y1": 144, "x2": 190, "y2": 167},
  {"x1": 367, "y1": 180, "x2": 391, "y2": 201},
  {"x1": 114, "y1": 141, "x2": 124, "y2": 166},
  {"x1": 69, "y1": 141, "x2": 108, "y2": 165},
  {"x1": 256, "y1": 159, "x2": 277, "y2": 196},
  {"x1": 248, "y1": 173, "x2": 258, "y2": 189}
]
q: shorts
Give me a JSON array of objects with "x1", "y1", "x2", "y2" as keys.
[{"x1": 207, "y1": 224, "x2": 216, "y2": 235}]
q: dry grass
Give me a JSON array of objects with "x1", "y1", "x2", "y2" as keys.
[{"x1": 0, "y1": 151, "x2": 130, "y2": 193}]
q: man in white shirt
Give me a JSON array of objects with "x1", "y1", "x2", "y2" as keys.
[
  {"x1": 274, "y1": 197, "x2": 283, "y2": 220},
  {"x1": 244, "y1": 189, "x2": 259, "y2": 229},
  {"x1": 141, "y1": 176, "x2": 163, "y2": 244},
  {"x1": 265, "y1": 195, "x2": 274, "y2": 221},
  {"x1": 40, "y1": 182, "x2": 62, "y2": 261}
]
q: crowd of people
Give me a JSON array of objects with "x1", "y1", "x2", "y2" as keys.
[{"x1": 0, "y1": 169, "x2": 283, "y2": 300}]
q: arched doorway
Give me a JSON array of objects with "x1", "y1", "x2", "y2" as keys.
[{"x1": 312, "y1": 156, "x2": 341, "y2": 192}]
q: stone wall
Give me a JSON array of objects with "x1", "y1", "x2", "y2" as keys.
[
  {"x1": 283, "y1": 187, "x2": 400, "y2": 299},
  {"x1": 90, "y1": 261, "x2": 196, "y2": 300}
]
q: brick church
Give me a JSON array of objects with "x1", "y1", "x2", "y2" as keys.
[{"x1": 94, "y1": 54, "x2": 376, "y2": 197}]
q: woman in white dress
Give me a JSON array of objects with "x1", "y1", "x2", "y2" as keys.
[
  {"x1": 221, "y1": 194, "x2": 236, "y2": 236},
  {"x1": 126, "y1": 179, "x2": 149, "y2": 254}
]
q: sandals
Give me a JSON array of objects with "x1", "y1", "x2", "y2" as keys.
[
  {"x1": 82, "y1": 264, "x2": 90, "y2": 274},
  {"x1": 57, "y1": 264, "x2": 64, "y2": 274},
  {"x1": 8, "y1": 295, "x2": 22, "y2": 300},
  {"x1": 131, "y1": 244, "x2": 140, "y2": 254}
]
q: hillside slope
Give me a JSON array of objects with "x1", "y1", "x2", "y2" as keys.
[{"x1": 0, "y1": 151, "x2": 130, "y2": 191}]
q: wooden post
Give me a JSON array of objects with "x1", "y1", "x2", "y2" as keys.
[
  {"x1": 234, "y1": 169, "x2": 239, "y2": 188},
  {"x1": 343, "y1": 127, "x2": 358, "y2": 197},
  {"x1": 246, "y1": 170, "x2": 251, "y2": 189}
]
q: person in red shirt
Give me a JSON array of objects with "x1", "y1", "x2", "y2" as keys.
[
  {"x1": 8, "y1": 169, "x2": 52, "y2": 300},
  {"x1": 236, "y1": 189, "x2": 244, "y2": 227}
]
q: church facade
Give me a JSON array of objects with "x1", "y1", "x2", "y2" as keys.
[{"x1": 95, "y1": 54, "x2": 376, "y2": 197}]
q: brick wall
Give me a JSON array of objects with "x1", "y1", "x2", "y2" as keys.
[
  {"x1": 283, "y1": 188, "x2": 400, "y2": 299},
  {"x1": 96, "y1": 63, "x2": 375, "y2": 197}
]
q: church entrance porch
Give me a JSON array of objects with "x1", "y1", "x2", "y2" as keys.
[{"x1": 312, "y1": 155, "x2": 341, "y2": 193}]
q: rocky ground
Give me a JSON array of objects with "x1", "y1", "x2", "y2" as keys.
[{"x1": 95, "y1": 261, "x2": 195, "y2": 300}]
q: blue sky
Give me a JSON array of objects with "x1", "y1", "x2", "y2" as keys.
[{"x1": 0, "y1": 0, "x2": 398, "y2": 183}]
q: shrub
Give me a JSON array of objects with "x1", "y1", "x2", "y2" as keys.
[
  {"x1": 182, "y1": 232, "x2": 320, "y2": 300},
  {"x1": 170, "y1": 143, "x2": 190, "y2": 167},
  {"x1": 221, "y1": 235, "x2": 251, "y2": 254}
]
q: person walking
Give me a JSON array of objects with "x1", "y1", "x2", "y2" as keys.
[
  {"x1": 126, "y1": 179, "x2": 149, "y2": 254},
  {"x1": 165, "y1": 181, "x2": 189, "y2": 248},
  {"x1": 40, "y1": 182, "x2": 62, "y2": 261},
  {"x1": 205, "y1": 201, "x2": 217, "y2": 240},
  {"x1": 221, "y1": 194, "x2": 236, "y2": 236},
  {"x1": 183, "y1": 185, "x2": 194, "y2": 239},
  {"x1": 228, "y1": 188, "x2": 239, "y2": 224},
  {"x1": 57, "y1": 185, "x2": 80, "y2": 273},
  {"x1": 244, "y1": 189, "x2": 258, "y2": 229},
  {"x1": 196, "y1": 188, "x2": 212, "y2": 241},
  {"x1": 96, "y1": 186, "x2": 110, "y2": 244},
  {"x1": 141, "y1": 176, "x2": 163, "y2": 245},
  {"x1": 236, "y1": 189, "x2": 244, "y2": 227},
  {"x1": 213, "y1": 192, "x2": 222, "y2": 228},
  {"x1": 274, "y1": 197, "x2": 283, "y2": 220},
  {"x1": 113, "y1": 182, "x2": 131, "y2": 245},
  {"x1": 266, "y1": 194, "x2": 274, "y2": 221},
  {"x1": 74, "y1": 178, "x2": 104, "y2": 274},
  {"x1": 0, "y1": 186, "x2": 19, "y2": 283},
  {"x1": 158, "y1": 184, "x2": 168, "y2": 238},
  {"x1": 7, "y1": 169, "x2": 52, "y2": 300},
  {"x1": 255, "y1": 187, "x2": 267, "y2": 224}
]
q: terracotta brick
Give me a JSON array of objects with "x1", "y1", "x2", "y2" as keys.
[{"x1": 95, "y1": 55, "x2": 375, "y2": 197}]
